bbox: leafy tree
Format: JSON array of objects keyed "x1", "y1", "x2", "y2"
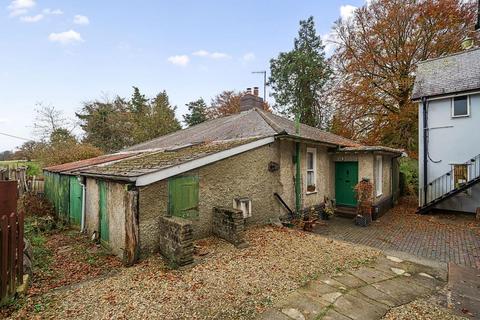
[
  {"x1": 0, "y1": 150, "x2": 13, "y2": 161},
  {"x1": 130, "y1": 86, "x2": 149, "y2": 114},
  {"x1": 330, "y1": 0, "x2": 478, "y2": 151},
  {"x1": 269, "y1": 16, "x2": 332, "y2": 128},
  {"x1": 76, "y1": 97, "x2": 134, "y2": 152},
  {"x1": 183, "y1": 98, "x2": 209, "y2": 127},
  {"x1": 208, "y1": 90, "x2": 270, "y2": 118},
  {"x1": 132, "y1": 90, "x2": 181, "y2": 143}
]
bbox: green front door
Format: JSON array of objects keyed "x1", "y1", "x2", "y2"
[
  {"x1": 335, "y1": 162, "x2": 359, "y2": 206},
  {"x1": 69, "y1": 176, "x2": 83, "y2": 225},
  {"x1": 98, "y1": 180, "x2": 109, "y2": 242},
  {"x1": 168, "y1": 175, "x2": 199, "y2": 219}
]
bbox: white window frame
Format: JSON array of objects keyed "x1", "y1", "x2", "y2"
[
  {"x1": 451, "y1": 95, "x2": 470, "y2": 118},
  {"x1": 305, "y1": 148, "x2": 317, "y2": 194},
  {"x1": 375, "y1": 155, "x2": 383, "y2": 197}
]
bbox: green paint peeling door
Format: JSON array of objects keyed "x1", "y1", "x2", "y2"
[
  {"x1": 168, "y1": 175, "x2": 199, "y2": 219},
  {"x1": 335, "y1": 162, "x2": 358, "y2": 206},
  {"x1": 69, "y1": 176, "x2": 83, "y2": 225},
  {"x1": 98, "y1": 180, "x2": 109, "y2": 243}
]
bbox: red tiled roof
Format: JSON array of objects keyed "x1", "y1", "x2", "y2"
[{"x1": 43, "y1": 153, "x2": 139, "y2": 173}]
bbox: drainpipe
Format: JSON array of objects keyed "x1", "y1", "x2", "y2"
[
  {"x1": 78, "y1": 176, "x2": 86, "y2": 233},
  {"x1": 422, "y1": 97, "x2": 428, "y2": 206},
  {"x1": 295, "y1": 113, "x2": 301, "y2": 216}
]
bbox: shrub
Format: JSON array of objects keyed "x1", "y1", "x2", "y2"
[
  {"x1": 17, "y1": 192, "x2": 54, "y2": 218},
  {"x1": 399, "y1": 158, "x2": 418, "y2": 196}
]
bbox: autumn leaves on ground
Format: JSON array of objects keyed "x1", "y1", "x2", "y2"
[{"x1": 7, "y1": 226, "x2": 378, "y2": 319}]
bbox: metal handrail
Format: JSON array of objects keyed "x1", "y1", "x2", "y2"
[{"x1": 419, "y1": 153, "x2": 480, "y2": 207}]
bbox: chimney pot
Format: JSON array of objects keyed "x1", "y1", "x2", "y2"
[
  {"x1": 253, "y1": 87, "x2": 259, "y2": 96},
  {"x1": 246, "y1": 87, "x2": 252, "y2": 94}
]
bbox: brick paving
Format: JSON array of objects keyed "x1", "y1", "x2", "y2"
[{"x1": 313, "y1": 197, "x2": 480, "y2": 269}]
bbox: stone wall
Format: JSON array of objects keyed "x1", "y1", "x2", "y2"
[
  {"x1": 138, "y1": 143, "x2": 281, "y2": 252},
  {"x1": 212, "y1": 207, "x2": 246, "y2": 246},
  {"x1": 158, "y1": 216, "x2": 193, "y2": 266}
]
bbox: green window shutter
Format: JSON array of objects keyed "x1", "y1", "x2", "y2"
[
  {"x1": 98, "y1": 180, "x2": 109, "y2": 242},
  {"x1": 168, "y1": 175, "x2": 199, "y2": 219}
]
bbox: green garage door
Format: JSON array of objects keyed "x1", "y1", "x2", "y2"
[
  {"x1": 335, "y1": 162, "x2": 359, "y2": 206},
  {"x1": 168, "y1": 175, "x2": 199, "y2": 219},
  {"x1": 69, "y1": 176, "x2": 83, "y2": 225},
  {"x1": 98, "y1": 180, "x2": 109, "y2": 243}
]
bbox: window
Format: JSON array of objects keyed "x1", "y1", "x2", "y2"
[
  {"x1": 375, "y1": 155, "x2": 383, "y2": 196},
  {"x1": 306, "y1": 148, "x2": 317, "y2": 193},
  {"x1": 452, "y1": 96, "x2": 470, "y2": 117},
  {"x1": 234, "y1": 197, "x2": 252, "y2": 218}
]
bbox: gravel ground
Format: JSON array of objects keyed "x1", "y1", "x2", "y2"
[
  {"x1": 382, "y1": 299, "x2": 468, "y2": 320},
  {"x1": 12, "y1": 226, "x2": 379, "y2": 319}
]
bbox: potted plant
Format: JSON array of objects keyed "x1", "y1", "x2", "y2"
[
  {"x1": 320, "y1": 196, "x2": 335, "y2": 220},
  {"x1": 354, "y1": 178, "x2": 373, "y2": 227}
]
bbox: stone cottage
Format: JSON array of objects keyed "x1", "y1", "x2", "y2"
[{"x1": 49, "y1": 90, "x2": 401, "y2": 264}]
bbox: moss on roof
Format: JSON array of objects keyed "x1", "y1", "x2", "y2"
[{"x1": 79, "y1": 138, "x2": 260, "y2": 178}]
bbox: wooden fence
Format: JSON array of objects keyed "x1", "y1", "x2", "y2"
[{"x1": 0, "y1": 211, "x2": 24, "y2": 305}]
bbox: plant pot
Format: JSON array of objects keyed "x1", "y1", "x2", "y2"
[
  {"x1": 320, "y1": 211, "x2": 330, "y2": 220},
  {"x1": 355, "y1": 214, "x2": 371, "y2": 227}
]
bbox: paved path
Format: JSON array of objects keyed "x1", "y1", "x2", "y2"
[
  {"x1": 257, "y1": 255, "x2": 447, "y2": 320},
  {"x1": 313, "y1": 201, "x2": 480, "y2": 269}
]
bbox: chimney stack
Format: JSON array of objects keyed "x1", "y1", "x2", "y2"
[{"x1": 240, "y1": 86, "x2": 264, "y2": 112}]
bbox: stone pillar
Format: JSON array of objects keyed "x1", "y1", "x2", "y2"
[
  {"x1": 212, "y1": 207, "x2": 247, "y2": 247},
  {"x1": 158, "y1": 216, "x2": 194, "y2": 267}
]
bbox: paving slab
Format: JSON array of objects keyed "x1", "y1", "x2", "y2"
[
  {"x1": 356, "y1": 285, "x2": 401, "y2": 307},
  {"x1": 333, "y1": 293, "x2": 388, "y2": 320},
  {"x1": 321, "y1": 309, "x2": 352, "y2": 320},
  {"x1": 349, "y1": 266, "x2": 394, "y2": 284},
  {"x1": 333, "y1": 273, "x2": 367, "y2": 288},
  {"x1": 447, "y1": 263, "x2": 480, "y2": 319},
  {"x1": 298, "y1": 280, "x2": 338, "y2": 298},
  {"x1": 372, "y1": 277, "x2": 431, "y2": 305},
  {"x1": 277, "y1": 291, "x2": 329, "y2": 320}
]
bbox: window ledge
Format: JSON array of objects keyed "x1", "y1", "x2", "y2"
[
  {"x1": 376, "y1": 193, "x2": 383, "y2": 198},
  {"x1": 306, "y1": 191, "x2": 318, "y2": 195},
  {"x1": 451, "y1": 115, "x2": 470, "y2": 118}
]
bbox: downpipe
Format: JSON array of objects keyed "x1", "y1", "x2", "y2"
[{"x1": 78, "y1": 176, "x2": 86, "y2": 233}]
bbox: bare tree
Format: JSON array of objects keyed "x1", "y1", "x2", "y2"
[{"x1": 33, "y1": 103, "x2": 75, "y2": 141}]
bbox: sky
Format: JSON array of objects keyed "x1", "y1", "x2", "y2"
[{"x1": 0, "y1": 0, "x2": 365, "y2": 151}]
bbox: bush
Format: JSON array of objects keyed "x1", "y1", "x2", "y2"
[
  {"x1": 17, "y1": 192, "x2": 54, "y2": 218},
  {"x1": 399, "y1": 158, "x2": 418, "y2": 196}
]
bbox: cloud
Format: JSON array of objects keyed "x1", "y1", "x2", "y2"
[
  {"x1": 340, "y1": 4, "x2": 357, "y2": 21},
  {"x1": 167, "y1": 55, "x2": 190, "y2": 67},
  {"x1": 242, "y1": 52, "x2": 255, "y2": 62},
  {"x1": 0, "y1": 118, "x2": 9, "y2": 124},
  {"x1": 20, "y1": 13, "x2": 43, "y2": 22},
  {"x1": 73, "y1": 14, "x2": 89, "y2": 25},
  {"x1": 7, "y1": 0, "x2": 35, "y2": 17},
  {"x1": 43, "y1": 8, "x2": 63, "y2": 15},
  {"x1": 321, "y1": 31, "x2": 338, "y2": 56},
  {"x1": 192, "y1": 50, "x2": 231, "y2": 59},
  {"x1": 48, "y1": 30, "x2": 84, "y2": 45},
  {"x1": 192, "y1": 50, "x2": 209, "y2": 57}
]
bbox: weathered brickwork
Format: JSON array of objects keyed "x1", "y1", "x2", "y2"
[
  {"x1": 158, "y1": 216, "x2": 194, "y2": 266},
  {"x1": 212, "y1": 207, "x2": 246, "y2": 246}
]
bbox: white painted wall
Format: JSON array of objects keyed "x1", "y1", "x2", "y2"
[{"x1": 418, "y1": 93, "x2": 480, "y2": 212}]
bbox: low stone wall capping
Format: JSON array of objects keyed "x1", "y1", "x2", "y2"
[
  {"x1": 212, "y1": 206, "x2": 247, "y2": 247},
  {"x1": 158, "y1": 216, "x2": 194, "y2": 266}
]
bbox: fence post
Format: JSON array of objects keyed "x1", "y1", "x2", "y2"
[
  {"x1": 0, "y1": 216, "x2": 8, "y2": 301},
  {"x1": 8, "y1": 213, "x2": 16, "y2": 296},
  {"x1": 16, "y1": 211, "x2": 24, "y2": 285}
]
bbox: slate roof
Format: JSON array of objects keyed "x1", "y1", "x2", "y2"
[
  {"x1": 43, "y1": 153, "x2": 139, "y2": 174},
  {"x1": 77, "y1": 139, "x2": 258, "y2": 179},
  {"x1": 123, "y1": 108, "x2": 359, "y2": 152},
  {"x1": 412, "y1": 47, "x2": 480, "y2": 100}
]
